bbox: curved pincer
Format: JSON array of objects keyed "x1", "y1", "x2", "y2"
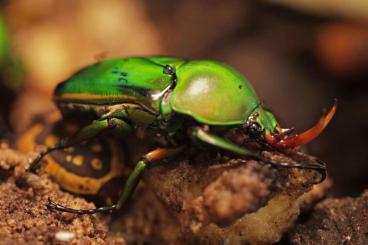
[{"x1": 266, "y1": 101, "x2": 337, "y2": 149}]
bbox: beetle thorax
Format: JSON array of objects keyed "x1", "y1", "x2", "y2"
[{"x1": 170, "y1": 60, "x2": 260, "y2": 126}]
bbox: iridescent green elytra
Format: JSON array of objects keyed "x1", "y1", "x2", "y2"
[
  {"x1": 54, "y1": 57, "x2": 275, "y2": 130},
  {"x1": 30, "y1": 56, "x2": 335, "y2": 214}
]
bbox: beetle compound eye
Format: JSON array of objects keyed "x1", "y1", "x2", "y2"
[
  {"x1": 247, "y1": 122, "x2": 263, "y2": 138},
  {"x1": 163, "y1": 65, "x2": 175, "y2": 75}
]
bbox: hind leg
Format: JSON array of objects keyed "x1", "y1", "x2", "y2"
[{"x1": 28, "y1": 117, "x2": 131, "y2": 172}]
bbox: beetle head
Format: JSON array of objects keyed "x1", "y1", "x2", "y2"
[
  {"x1": 246, "y1": 107, "x2": 277, "y2": 139},
  {"x1": 261, "y1": 102, "x2": 337, "y2": 149}
]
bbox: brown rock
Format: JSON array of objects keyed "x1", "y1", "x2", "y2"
[
  {"x1": 144, "y1": 149, "x2": 327, "y2": 244},
  {"x1": 289, "y1": 191, "x2": 368, "y2": 245}
]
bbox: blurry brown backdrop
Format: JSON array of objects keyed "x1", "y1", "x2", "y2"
[{"x1": 1, "y1": 0, "x2": 367, "y2": 196}]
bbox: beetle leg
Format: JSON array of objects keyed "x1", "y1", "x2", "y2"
[
  {"x1": 47, "y1": 147, "x2": 183, "y2": 214},
  {"x1": 28, "y1": 117, "x2": 131, "y2": 173},
  {"x1": 190, "y1": 126, "x2": 326, "y2": 181},
  {"x1": 191, "y1": 126, "x2": 259, "y2": 157}
]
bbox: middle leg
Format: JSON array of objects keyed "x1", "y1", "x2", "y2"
[{"x1": 47, "y1": 146, "x2": 184, "y2": 214}]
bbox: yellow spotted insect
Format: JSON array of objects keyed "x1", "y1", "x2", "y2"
[{"x1": 17, "y1": 112, "x2": 125, "y2": 205}]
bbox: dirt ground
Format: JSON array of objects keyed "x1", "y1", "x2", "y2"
[
  {"x1": 0, "y1": 143, "x2": 126, "y2": 244},
  {"x1": 2, "y1": 137, "x2": 361, "y2": 244},
  {"x1": 0, "y1": 1, "x2": 367, "y2": 244}
]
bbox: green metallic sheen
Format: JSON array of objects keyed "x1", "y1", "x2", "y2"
[
  {"x1": 54, "y1": 56, "x2": 277, "y2": 132},
  {"x1": 29, "y1": 56, "x2": 328, "y2": 215},
  {"x1": 54, "y1": 57, "x2": 186, "y2": 112},
  {"x1": 171, "y1": 60, "x2": 260, "y2": 125},
  {"x1": 253, "y1": 107, "x2": 278, "y2": 134}
]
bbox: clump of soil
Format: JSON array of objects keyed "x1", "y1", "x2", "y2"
[
  {"x1": 142, "y1": 149, "x2": 328, "y2": 244},
  {"x1": 289, "y1": 190, "x2": 368, "y2": 245},
  {"x1": 0, "y1": 118, "x2": 338, "y2": 244},
  {"x1": 0, "y1": 142, "x2": 125, "y2": 244},
  {"x1": 0, "y1": 136, "x2": 329, "y2": 244}
]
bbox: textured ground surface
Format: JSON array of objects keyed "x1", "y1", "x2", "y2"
[
  {"x1": 289, "y1": 191, "x2": 368, "y2": 245},
  {"x1": 1, "y1": 138, "x2": 367, "y2": 244},
  {"x1": 0, "y1": 143, "x2": 126, "y2": 244},
  {"x1": 142, "y1": 146, "x2": 328, "y2": 244},
  {"x1": 0, "y1": 137, "x2": 329, "y2": 244}
]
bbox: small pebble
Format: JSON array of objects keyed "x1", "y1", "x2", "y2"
[{"x1": 55, "y1": 231, "x2": 75, "y2": 242}]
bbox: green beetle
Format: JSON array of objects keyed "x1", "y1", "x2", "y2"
[{"x1": 28, "y1": 56, "x2": 336, "y2": 214}]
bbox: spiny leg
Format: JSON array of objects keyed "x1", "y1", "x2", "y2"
[
  {"x1": 190, "y1": 126, "x2": 326, "y2": 181},
  {"x1": 48, "y1": 147, "x2": 183, "y2": 214},
  {"x1": 28, "y1": 117, "x2": 131, "y2": 173}
]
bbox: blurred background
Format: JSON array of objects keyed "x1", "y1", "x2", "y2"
[{"x1": 0, "y1": 0, "x2": 367, "y2": 197}]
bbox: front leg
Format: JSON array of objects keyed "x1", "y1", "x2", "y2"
[
  {"x1": 190, "y1": 126, "x2": 326, "y2": 180},
  {"x1": 28, "y1": 117, "x2": 131, "y2": 173},
  {"x1": 48, "y1": 146, "x2": 184, "y2": 214}
]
